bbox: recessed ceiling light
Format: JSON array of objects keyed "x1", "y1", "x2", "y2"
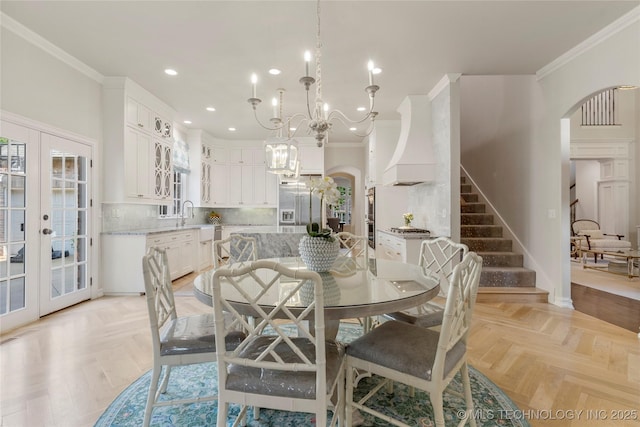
[
  {"x1": 164, "y1": 68, "x2": 178, "y2": 76},
  {"x1": 268, "y1": 68, "x2": 281, "y2": 75},
  {"x1": 349, "y1": 127, "x2": 357, "y2": 131},
  {"x1": 228, "y1": 127, "x2": 237, "y2": 132},
  {"x1": 289, "y1": 127, "x2": 297, "y2": 131},
  {"x1": 356, "y1": 106, "x2": 366, "y2": 111},
  {"x1": 206, "y1": 107, "x2": 216, "y2": 112},
  {"x1": 183, "y1": 120, "x2": 192, "y2": 124},
  {"x1": 372, "y1": 67, "x2": 382, "y2": 75}
]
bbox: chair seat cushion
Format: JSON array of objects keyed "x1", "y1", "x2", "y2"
[
  {"x1": 160, "y1": 313, "x2": 245, "y2": 356},
  {"x1": 226, "y1": 336, "x2": 345, "y2": 399},
  {"x1": 579, "y1": 239, "x2": 632, "y2": 249},
  {"x1": 346, "y1": 320, "x2": 465, "y2": 381}
]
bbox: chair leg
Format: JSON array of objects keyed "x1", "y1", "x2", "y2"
[
  {"x1": 345, "y1": 362, "x2": 355, "y2": 427},
  {"x1": 143, "y1": 364, "x2": 162, "y2": 427},
  {"x1": 430, "y1": 391, "x2": 445, "y2": 427},
  {"x1": 159, "y1": 365, "x2": 171, "y2": 393},
  {"x1": 461, "y1": 363, "x2": 477, "y2": 427},
  {"x1": 217, "y1": 400, "x2": 229, "y2": 427}
]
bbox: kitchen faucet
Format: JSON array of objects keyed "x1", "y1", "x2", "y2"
[{"x1": 180, "y1": 200, "x2": 194, "y2": 227}]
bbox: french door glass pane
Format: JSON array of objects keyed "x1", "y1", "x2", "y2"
[
  {"x1": 49, "y1": 150, "x2": 88, "y2": 300},
  {"x1": 0, "y1": 137, "x2": 27, "y2": 314}
]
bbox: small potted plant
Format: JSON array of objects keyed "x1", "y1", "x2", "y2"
[
  {"x1": 208, "y1": 211, "x2": 221, "y2": 224},
  {"x1": 298, "y1": 177, "x2": 341, "y2": 271},
  {"x1": 403, "y1": 212, "x2": 414, "y2": 228}
]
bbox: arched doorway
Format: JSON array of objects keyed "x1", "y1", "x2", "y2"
[
  {"x1": 326, "y1": 166, "x2": 363, "y2": 237},
  {"x1": 562, "y1": 85, "x2": 639, "y2": 325}
]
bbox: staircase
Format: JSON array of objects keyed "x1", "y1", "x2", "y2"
[{"x1": 460, "y1": 177, "x2": 548, "y2": 303}]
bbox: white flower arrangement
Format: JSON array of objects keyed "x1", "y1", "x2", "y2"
[
  {"x1": 403, "y1": 212, "x2": 414, "y2": 226},
  {"x1": 306, "y1": 176, "x2": 340, "y2": 239}
]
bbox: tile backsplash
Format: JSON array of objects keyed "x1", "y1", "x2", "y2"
[{"x1": 102, "y1": 204, "x2": 277, "y2": 232}]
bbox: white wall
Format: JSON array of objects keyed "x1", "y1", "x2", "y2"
[
  {"x1": 408, "y1": 78, "x2": 460, "y2": 239},
  {"x1": 573, "y1": 160, "x2": 600, "y2": 220},
  {"x1": 0, "y1": 29, "x2": 102, "y2": 141},
  {"x1": 460, "y1": 10, "x2": 640, "y2": 306},
  {"x1": 539, "y1": 13, "x2": 640, "y2": 306}
]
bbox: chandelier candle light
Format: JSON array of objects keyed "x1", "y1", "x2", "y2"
[{"x1": 248, "y1": 0, "x2": 381, "y2": 175}]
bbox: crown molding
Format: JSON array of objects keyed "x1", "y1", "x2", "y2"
[
  {"x1": 1, "y1": 12, "x2": 104, "y2": 83},
  {"x1": 537, "y1": 5, "x2": 640, "y2": 80},
  {"x1": 428, "y1": 73, "x2": 462, "y2": 101}
]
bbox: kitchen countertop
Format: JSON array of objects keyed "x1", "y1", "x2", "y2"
[
  {"x1": 229, "y1": 225, "x2": 308, "y2": 234},
  {"x1": 377, "y1": 228, "x2": 433, "y2": 240},
  {"x1": 102, "y1": 224, "x2": 216, "y2": 236}
]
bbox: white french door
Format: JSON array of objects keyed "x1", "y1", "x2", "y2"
[
  {"x1": 0, "y1": 118, "x2": 93, "y2": 332},
  {"x1": 39, "y1": 133, "x2": 92, "y2": 316}
]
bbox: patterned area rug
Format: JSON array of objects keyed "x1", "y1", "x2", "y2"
[{"x1": 95, "y1": 324, "x2": 530, "y2": 427}]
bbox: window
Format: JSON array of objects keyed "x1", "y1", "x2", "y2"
[{"x1": 158, "y1": 171, "x2": 186, "y2": 217}]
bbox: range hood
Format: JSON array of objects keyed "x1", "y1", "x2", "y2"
[{"x1": 383, "y1": 95, "x2": 436, "y2": 186}]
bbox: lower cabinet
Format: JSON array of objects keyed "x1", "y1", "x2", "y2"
[
  {"x1": 102, "y1": 229, "x2": 197, "y2": 294},
  {"x1": 376, "y1": 231, "x2": 426, "y2": 264}
]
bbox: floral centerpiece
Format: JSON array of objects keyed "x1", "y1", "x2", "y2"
[
  {"x1": 298, "y1": 176, "x2": 341, "y2": 271},
  {"x1": 403, "y1": 212, "x2": 414, "y2": 227}
]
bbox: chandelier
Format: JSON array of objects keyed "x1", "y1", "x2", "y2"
[{"x1": 248, "y1": 0, "x2": 380, "y2": 174}]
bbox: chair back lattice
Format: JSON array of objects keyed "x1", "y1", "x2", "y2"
[
  {"x1": 334, "y1": 232, "x2": 369, "y2": 271},
  {"x1": 418, "y1": 237, "x2": 468, "y2": 296},
  {"x1": 432, "y1": 252, "x2": 482, "y2": 378},
  {"x1": 213, "y1": 235, "x2": 258, "y2": 268},
  {"x1": 212, "y1": 259, "x2": 327, "y2": 381},
  {"x1": 571, "y1": 219, "x2": 600, "y2": 236},
  {"x1": 142, "y1": 247, "x2": 178, "y2": 349}
]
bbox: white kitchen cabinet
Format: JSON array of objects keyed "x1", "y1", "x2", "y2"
[
  {"x1": 103, "y1": 77, "x2": 176, "y2": 204},
  {"x1": 252, "y1": 165, "x2": 278, "y2": 206},
  {"x1": 211, "y1": 164, "x2": 228, "y2": 205},
  {"x1": 198, "y1": 227, "x2": 215, "y2": 270},
  {"x1": 102, "y1": 229, "x2": 199, "y2": 294},
  {"x1": 126, "y1": 97, "x2": 152, "y2": 132},
  {"x1": 124, "y1": 127, "x2": 153, "y2": 200},
  {"x1": 227, "y1": 165, "x2": 254, "y2": 206},
  {"x1": 298, "y1": 143, "x2": 324, "y2": 174},
  {"x1": 153, "y1": 138, "x2": 173, "y2": 202},
  {"x1": 229, "y1": 147, "x2": 263, "y2": 165},
  {"x1": 376, "y1": 230, "x2": 426, "y2": 264}
]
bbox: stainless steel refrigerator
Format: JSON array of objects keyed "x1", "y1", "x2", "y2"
[{"x1": 278, "y1": 176, "x2": 322, "y2": 225}]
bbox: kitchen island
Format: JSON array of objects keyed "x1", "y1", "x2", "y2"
[{"x1": 229, "y1": 225, "x2": 308, "y2": 259}]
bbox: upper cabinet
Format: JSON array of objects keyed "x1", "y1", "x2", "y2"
[
  {"x1": 185, "y1": 130, "x2": 276, "y2": 208},
  {"x1": 103, "y1": 77, "x2": 175, "y2": 205},
  {"x1": 298, "y1": 142, "x2": 324, "y2": 174}
]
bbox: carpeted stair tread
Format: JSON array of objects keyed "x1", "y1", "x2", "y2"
[
  {"x1": 480, "y1": 266, "x2": 536, "y2": 287},
  {"x1": 462, "y1": 237, "x2": 513, "y2": 252},
  {"x1": 461, "y1": 225, "x2": 503, "y2": 237},
  {"x1": 461, "y1": 213, "x2": 494, "y2": 225},
  {"x1": 460, "y1": 176, "x2": 544, "y2": 302},
  {"x1": 476, "y1": 251, "x2": 523, "y2": 267}
]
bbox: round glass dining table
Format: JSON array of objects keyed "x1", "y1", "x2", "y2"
[{"x1": 193, "y1": 256, "x2": 440, "y2": 337}]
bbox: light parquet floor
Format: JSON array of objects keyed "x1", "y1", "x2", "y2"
[{"x1": 1, "y1": 273, "x2": 639, "y2": 427}]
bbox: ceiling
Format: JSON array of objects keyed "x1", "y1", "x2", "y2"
[{"x1": 1, "y1": 1, "x2": 637, "y2": 144}]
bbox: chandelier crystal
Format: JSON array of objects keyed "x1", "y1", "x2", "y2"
[{"x1": 248, "y1": 0, "x2": 380, "y2": 161}]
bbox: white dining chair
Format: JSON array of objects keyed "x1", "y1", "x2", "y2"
[
  {"x1": 345, "y1": 251, "x2": 483, "y2": 427},
  {"x1": 213, "y1": 235, "x2": 257, "y2": 268},
  {"x1": 212, "y1": 259, "x2": 346, "y2": 427},
  {"x1": 386, "y1": 237, "x2": 469, "y2": 328},
  {"x1": 141, "y1": 246, "x2": 245, "y2": 427}
]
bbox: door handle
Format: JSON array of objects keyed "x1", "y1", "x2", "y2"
[{"x1": 42, "y1": 228, "x2": 53, "y2": 235}]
